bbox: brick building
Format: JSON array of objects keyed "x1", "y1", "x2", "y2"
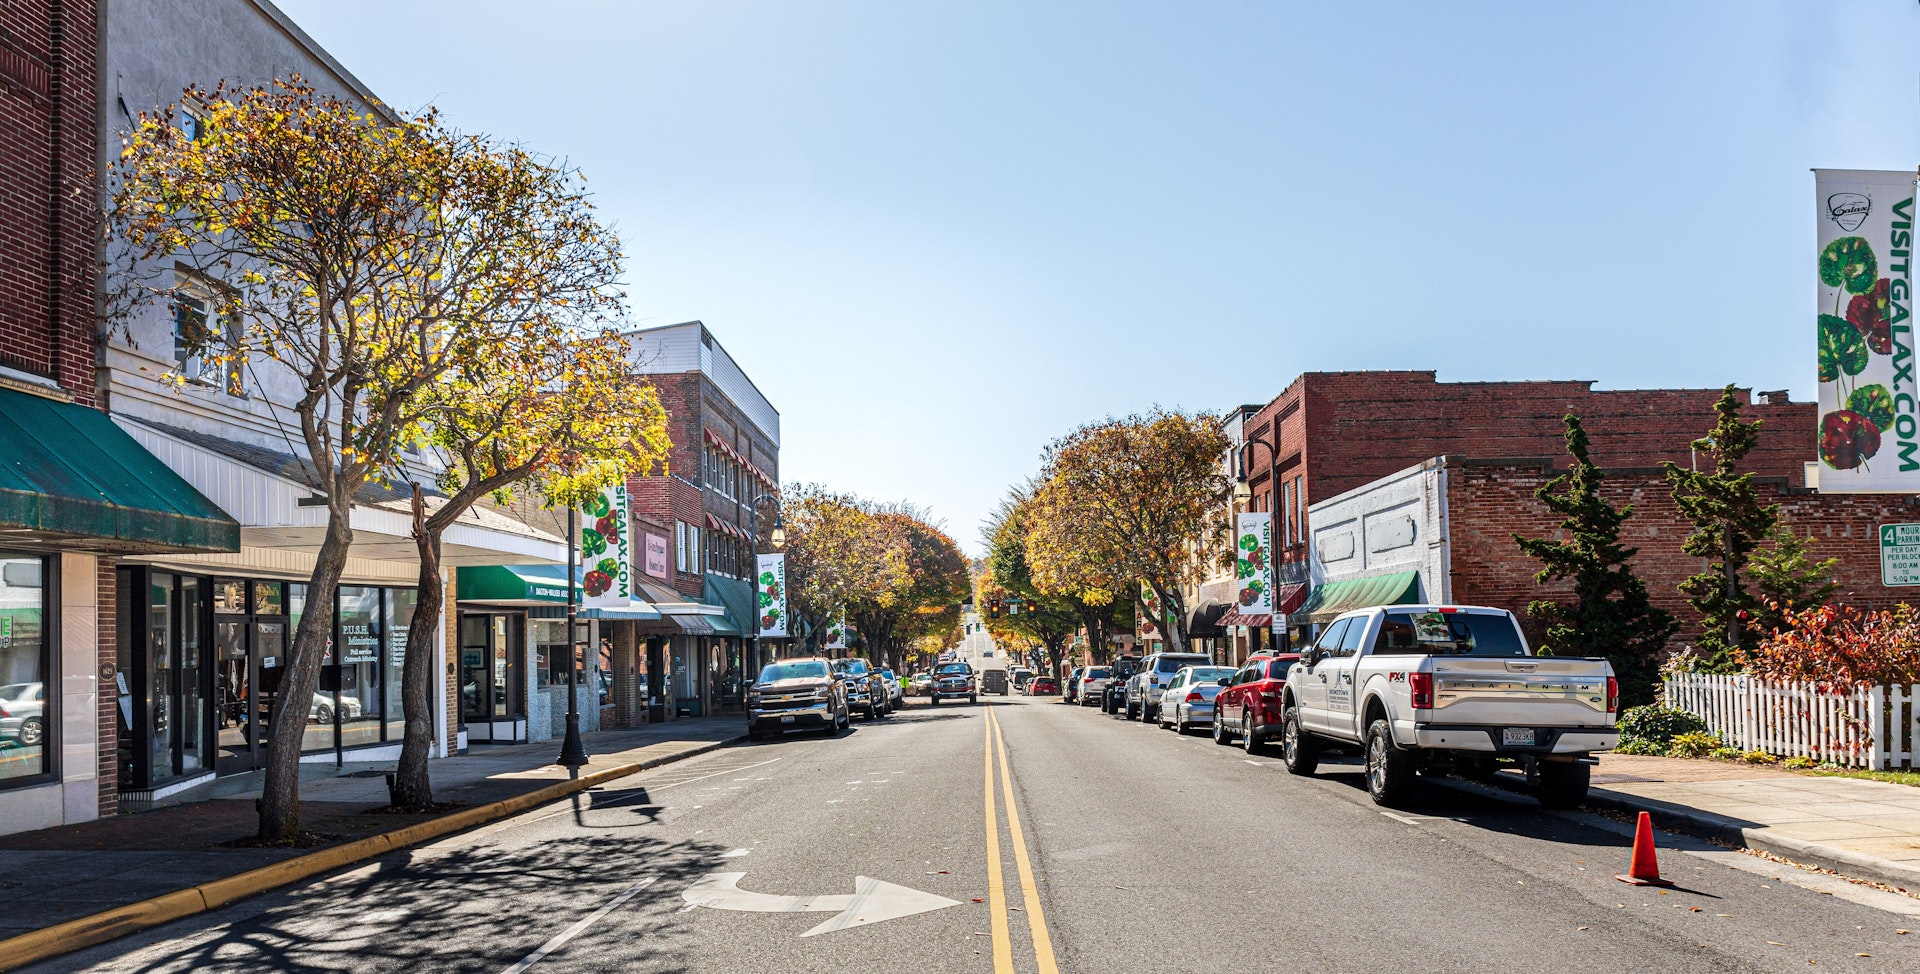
[
  {"x1": 622, "y1": 321, "x2": 780, "y2": 718},
  {"x1": 1234, "y1": 371, "x2": 1815, "y2": 644}
]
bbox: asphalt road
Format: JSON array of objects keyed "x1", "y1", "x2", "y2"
[{"x1": 36, "y1": 695, "x2": 1920, "y2": 974}]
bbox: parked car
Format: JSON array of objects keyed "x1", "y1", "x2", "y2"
[
  {"x1": 1281, "y1": 605, "x2": 1618, "y2": 808},
  {"x1": 1063, "y1": 667, "x2": 1087, "y2": 704},
  {"x1": 309, "y1": 692, "x2": 363, "y2": 725},
  {"x1": 746, "y1": 658, "x2": 850, "y2": 740},
  {"x1": 0, "y1": 682, "x2": 45, "y2": 748},
  {"x1": 928, "y1": 661, "x2": 977, "y2": 705},
  {"x1": 1027, "y1": 676, "x2": 1059, "y2": 696},
  {"x1": 1010, "y1": 667, "x2": 1034, "y2": 689},
  {"x1": 981, "y1": 669, "x2": 1010, "y2": 696},
  {"x1": 1124, "y1": 652, "x2": 1212, "y2": 722},
  {"x1": 907, "y1": 672, "x2": 933, "y2": 697},
  {"x1": 833, "y1": 657, "x2": 891, "y2": 719},
  {"x1": 1075, "y1": 666, "x2": 1113, "y2": 707},
  {"x1": 1102, "y1": 657, "x2": 1142, "y2": 713},
  {"x1": 1158, "y1": 665, "x2": 1236, "y2": 733},
  {"x1": 1212, "y1": 653, "x2": 1300, "y2": 751},
  {"x1": 879, "y1": 668, "x2": 906, "y2": 709}
]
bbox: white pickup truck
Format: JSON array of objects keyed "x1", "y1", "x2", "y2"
[{"x1": 1280, "y1": 604, "x2": 1618, "y2": 808}]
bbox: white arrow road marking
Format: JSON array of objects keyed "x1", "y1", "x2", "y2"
[
  {"x1": 500, "y1": 877, "x2": 655, "y2": 973},
  {"x1": 681, "y1": 871, "x2": 963, "y2": 937}
]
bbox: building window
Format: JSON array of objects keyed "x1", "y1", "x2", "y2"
[
  {"x1": 172, "y1": 278, "x2": 244, "y2": 397},
  {"x1": 0, "y1": 554, "x2": 51, "y2": 787},
  {"x1": 676, "y1": 521, "x2": 702, "y2": 575}
]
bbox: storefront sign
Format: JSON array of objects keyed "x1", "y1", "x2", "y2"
[
  {"x1": 1235, "y1": 512, "x2": 1273, "y2": 618},
  {"x1": 1137, "y1": 582, "x2": 1161, "y2": 640},
  {"x1": 756, "y1": 553, "x2": 787, "y2": 637},
  {"x1": 341, "y1": 623, "x2": 379, "y2": 664},
  {"x1": 1816, "y1": 169, "x2": 1919, "y2": 490},
  {"x1": 580, "y1": 482, "x2": 632, "y2": 607},
  {"x1": 644, "y1": 532, "x2": 670, "y2": 579},
  {"x1": 388, "y1": 628, "x2": 409, "y2": 668}
]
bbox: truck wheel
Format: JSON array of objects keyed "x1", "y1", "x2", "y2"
[
  {"x1": 1281, "y1": 707, "x2": 1319, "y2": 776},
  {"x1": 1241, "y1": 713, "x2": 1268, "y2": 756},
  {"x1": 1364, "y1": 718, "x2": 1415, "y2": 807},
  {"x1": 1536, "y1": 761, "x2": 1592, "y2": 809}
]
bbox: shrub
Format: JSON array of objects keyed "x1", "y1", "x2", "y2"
[
  {"x1": 1709, "y1": 746, "x2": 1743, "y2": 760},
  {"x1": 1668, "y1": 731, "x2": 1723, "y2": 758},
  {"x1": 1739, "y1": 601, "x2": 1920, "y2": 689},
  {"x1": 1783, "y1": 755, "x2": 1818, "y2": 769},
  {"x1": 1614, "y1": 737, "x2": 1667, "y2": 756},
  {"x1": 1741, "y1": 750, "x2": 1779, "y2": 765},
  {"x1": 1617, "y1": 704, "x2": 1708, "y2": 750}
]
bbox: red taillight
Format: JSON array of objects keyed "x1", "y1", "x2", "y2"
[
  {"x1": 1409, "y1": 672, "x2": 1433, "y2": 710},
  {"x1": 1185, "y1": 692, "x2": 1204, "y2": 702},
  {"x1": 1606, "y1": 676, "x2": 1619, "y2": 715}
]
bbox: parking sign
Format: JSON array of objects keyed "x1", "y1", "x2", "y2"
[{"x1": 1879, "y1": 523, "x2": 1920, "y2": 586}]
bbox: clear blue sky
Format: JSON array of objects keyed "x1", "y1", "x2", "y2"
[{"x1": 275, "y1": 0, "x2": 1919, "y2": 554}]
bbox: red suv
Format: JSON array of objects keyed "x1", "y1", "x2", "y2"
[
  {"x1": 1212, "y1": 653, "x2": 1298, "y2": 752},
  {"x1": 1027, "y1": 676, "x2": 1059, "y2": 696}
]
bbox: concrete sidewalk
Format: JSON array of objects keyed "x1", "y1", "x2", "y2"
[
  {"x1": 1584, "y1": 754, "x2": 1920, "y2": 890},
  {"x1": 0, "y1": 717, "x2": 744, "y2": 941}
]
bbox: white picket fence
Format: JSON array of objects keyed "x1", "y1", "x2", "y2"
[{"x1": 1663, "y1": 673, "x2": 1920, "y2": 769}]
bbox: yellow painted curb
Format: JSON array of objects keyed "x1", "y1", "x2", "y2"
[{"x1": 0, "y1": 738, "x2": 737, "y2": 972}]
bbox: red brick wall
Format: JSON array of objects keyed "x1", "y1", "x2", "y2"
[
  {"x1": 1447, "y1": 459, "x2": 1920, "y2": 649},
  {"x1": 0, "y1": 0, "x2": 97, "y2": 403},
  {"x1": 95, "y1": 559, "x2": 116, "y2": 817}
]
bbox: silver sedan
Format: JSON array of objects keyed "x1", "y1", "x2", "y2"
[{"x1": 1158, "y1": 666, "x2": 1236, "y2": 734}]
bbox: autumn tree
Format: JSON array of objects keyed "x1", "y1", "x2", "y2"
[
  {"x1": 1025, "y1": 410, "x2": 1229, "y2": 655},
  {"x1": 109, "y1": 78, "x2": 624, "y2": 840},
  {"x1": 780, "y1": 485, "x2": 909, "y2": 652},
  {"x1": 1664, "y1": 386, "x2": 1779, "y2": 673},
  {"x1": 982, "y1": 485, "x2": 1097, "y2": 677},
  {"x1": 847, "y1": 507, "x2": 970, "y2": 672},
  {"x1": 1514, "y1": 415, "x2": 1676, "y2": 706},
  {"x1": 389, "y1": 332, "x2": 670, "y2": 808}
]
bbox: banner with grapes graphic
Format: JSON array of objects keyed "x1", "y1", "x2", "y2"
[
  {"x1": 756, "y1": 553, "x2": 788, "y2": 637},
  {"x1": 579, "y1": 483, "x2": 631, "y2": 608},
  {"x1": 1234, "y1": 512, "x2": 1273, "y2": 616},
  {"x1": 1816, "y1": 169, "x2": 1918, "y2": 491}
]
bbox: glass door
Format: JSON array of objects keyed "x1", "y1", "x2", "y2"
[{"x1": 460, "y1": 614, "x2": 490, "y2": 726}]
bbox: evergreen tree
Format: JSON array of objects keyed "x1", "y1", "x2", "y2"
[
  {"x1": 1515, "y1": 415, "x2": 1677, "y2": 706},
  {"x1": 1663, "y1": 385, "x2": 1779, "y2": 673},
  {"x1": 1745, "y1": 525, "x2": 1840, "y2": 640}
]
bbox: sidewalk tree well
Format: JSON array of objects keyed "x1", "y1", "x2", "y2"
[
  {"x1": 1664, "y1": 386, "x2": 1779, "y2": 674},
  {"x1": 1024, "y1": 410, "x2": 1229, "y2": 655},
  {"x1": 391, "y1": 332, "x2": 670, "y2": 809},
  {"x1": 1513, "y1": 415, "x2": 1677, "y2": 707},
  {"x1": 107, "y1": 78, "x2": 626, "y2": 840}
]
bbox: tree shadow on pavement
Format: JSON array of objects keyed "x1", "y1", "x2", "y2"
[{"x1": 95, "y1": 833, "x2": 724, "y2": 974}]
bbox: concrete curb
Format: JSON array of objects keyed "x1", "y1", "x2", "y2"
[
  {"x1": 1578, "y1": 784, "x2": 1920, "y2": 893},
  {"x1": 0, "y1": 736, "x2": 743, "y2": 973}
]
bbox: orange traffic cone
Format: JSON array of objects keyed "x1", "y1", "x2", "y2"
[{"x1": 1615, "y1": 811, "x2": 1673, "y2": 886}]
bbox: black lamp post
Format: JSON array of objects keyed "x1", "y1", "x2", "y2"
[
  {"x1": 557, "y1": 421, "x2": 588, "y2": 774},
  {"x1": 1235, "y1": 427, "x2": 1290, "y2": 654},
  {"x1": 745, "y1": 492, "x2": 784, "y2": 670}
]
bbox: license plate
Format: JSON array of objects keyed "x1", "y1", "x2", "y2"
[
  {"x1": 1502, "y1": 727, "x2": 1535, "y2": 746},
  {"x1": 780, "y1": 715, "x2": 795, "y2": 724}
]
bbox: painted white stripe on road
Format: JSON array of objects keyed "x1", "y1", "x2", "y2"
[{"x1": 500, "y1": 877, "x2": 655, "y2": 973}]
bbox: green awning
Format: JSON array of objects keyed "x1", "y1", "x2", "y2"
[
  {"x1": 458, "y1": 564, "x2": 575, "y2": 605},
  {"x1": 702, "y1": 574, "x2": 752, "y2": 636},
  {"x1": 0, "y1": 388, "x2": 238, "y2": 552},
  {"x1": 1299, "y1": 570, "x2": 1423, "y2": 625}
]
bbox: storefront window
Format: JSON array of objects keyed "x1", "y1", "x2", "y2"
[
  {"x1": 385, "y1": 589, "x2": 416, "y2": 742},
  {"x1": 338, "y1": 587, "x2": 383, "y2": 748},
  {"x1": 0, "y1": 556, "x2": 50, "y2": 785},
  {"x1": 533, "y1": 619, "x2": 566, "y2": 688}
]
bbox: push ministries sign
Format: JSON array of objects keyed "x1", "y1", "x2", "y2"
[{"x1": 1816, "y1": 169, "x2": 1919, "y2": 491}]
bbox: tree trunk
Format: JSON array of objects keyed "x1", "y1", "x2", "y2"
[
  {"x1": 393, "y1": 486, "x2": 442, "y2": 808},
  {"x1": 258, "y1": 512, "x2": 354, "y2": 841}
]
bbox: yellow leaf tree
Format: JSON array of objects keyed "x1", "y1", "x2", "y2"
[
  {"x1": 846, "y1": 506, "x2": 971, "y2": 672},
  {"x1": 109, "y1": 78, "x2": 625, "y2": 840},
  {"x1": 779, "y1": 485, "x2": 910, "y2": 654}
]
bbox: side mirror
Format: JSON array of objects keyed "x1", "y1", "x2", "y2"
[
  {"x1": 1304, "y1": 648, "x2": 1322, "y2": 667},
  {"x1": 1216, "y1": 677, "x2": 1232, "y2": 686}
]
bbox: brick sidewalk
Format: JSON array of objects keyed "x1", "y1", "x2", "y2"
[
  {"x1": 0, "y1": 718, "x2": 743, "y2": 939},
  {"x1": 1588, "y1": 753, "x2": 1920, "y2": 887}
]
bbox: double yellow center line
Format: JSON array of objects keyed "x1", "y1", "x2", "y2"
[{"x1": 982, "y1": 704, "x2": 1059, "y2": 974}]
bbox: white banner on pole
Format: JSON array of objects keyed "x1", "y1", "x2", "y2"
[
  {"x1": 756, "y1": 553, "x2": 788, "y2": 637},
  {"x1": 1815, "y1": 169, "x2": 1919, "y2": 491},
  {"x1": 1234, "y1": 512, "x2": 1273, "y2": 616},
  {"x1": 580, "y1": 483, "x2": 631, "y2": 608}
]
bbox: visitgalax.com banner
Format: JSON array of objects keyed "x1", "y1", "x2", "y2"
[
  {"x1": 756, "y1": 553, "x2": 788, "y2": 637},
  {"x1": 1816, "y1": 169, "x2": 1918, "y2": 490}
]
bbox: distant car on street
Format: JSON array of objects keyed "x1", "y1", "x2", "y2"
[
  {"x1": 1026, "y1": 676, "x2": 1059, "y2": 696},
  {"x1": 1102, "y1": 657, "x2": 1142, "y2": 713},
  {"x1": 746, "y1": 658, "x2": 850, "y2": 740},
  {"x1": 981, "y1": 669, "x2": 1009, "y2": 695},
  {"x1": 1063, "y1": 667, "x2": 1086, "y2": 704},
  {"x1": 878, "y1": 668, "x2": 906, "y2": 709},
  {"x1": 1075, "y1": 667, "x2": 1113, "y2": 707},
  {"x1": 1124, "y1": 652, "x2": 1211, "y2": 723},
  {"x1": 1158, "y1": 665, "x2": 1235, "y2": 733},
  {"x1": 907, "y1": 672, "x2": 932, "y2": 697}
]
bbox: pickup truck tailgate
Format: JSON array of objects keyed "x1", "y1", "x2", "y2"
[{"x1": 1428, "y1": 658, "x2": 1611, "y2": 727}]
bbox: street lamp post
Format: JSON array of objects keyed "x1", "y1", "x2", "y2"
[
  {"x1": 745, "y1": 492, "x2": 784, "y2": 671},
  {"x1": 1234, "y1": 426, "x2": 1290, "y2": 654},
  {"x1": 557, "y1": 428, "x2": 588, "y2": 774}
]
